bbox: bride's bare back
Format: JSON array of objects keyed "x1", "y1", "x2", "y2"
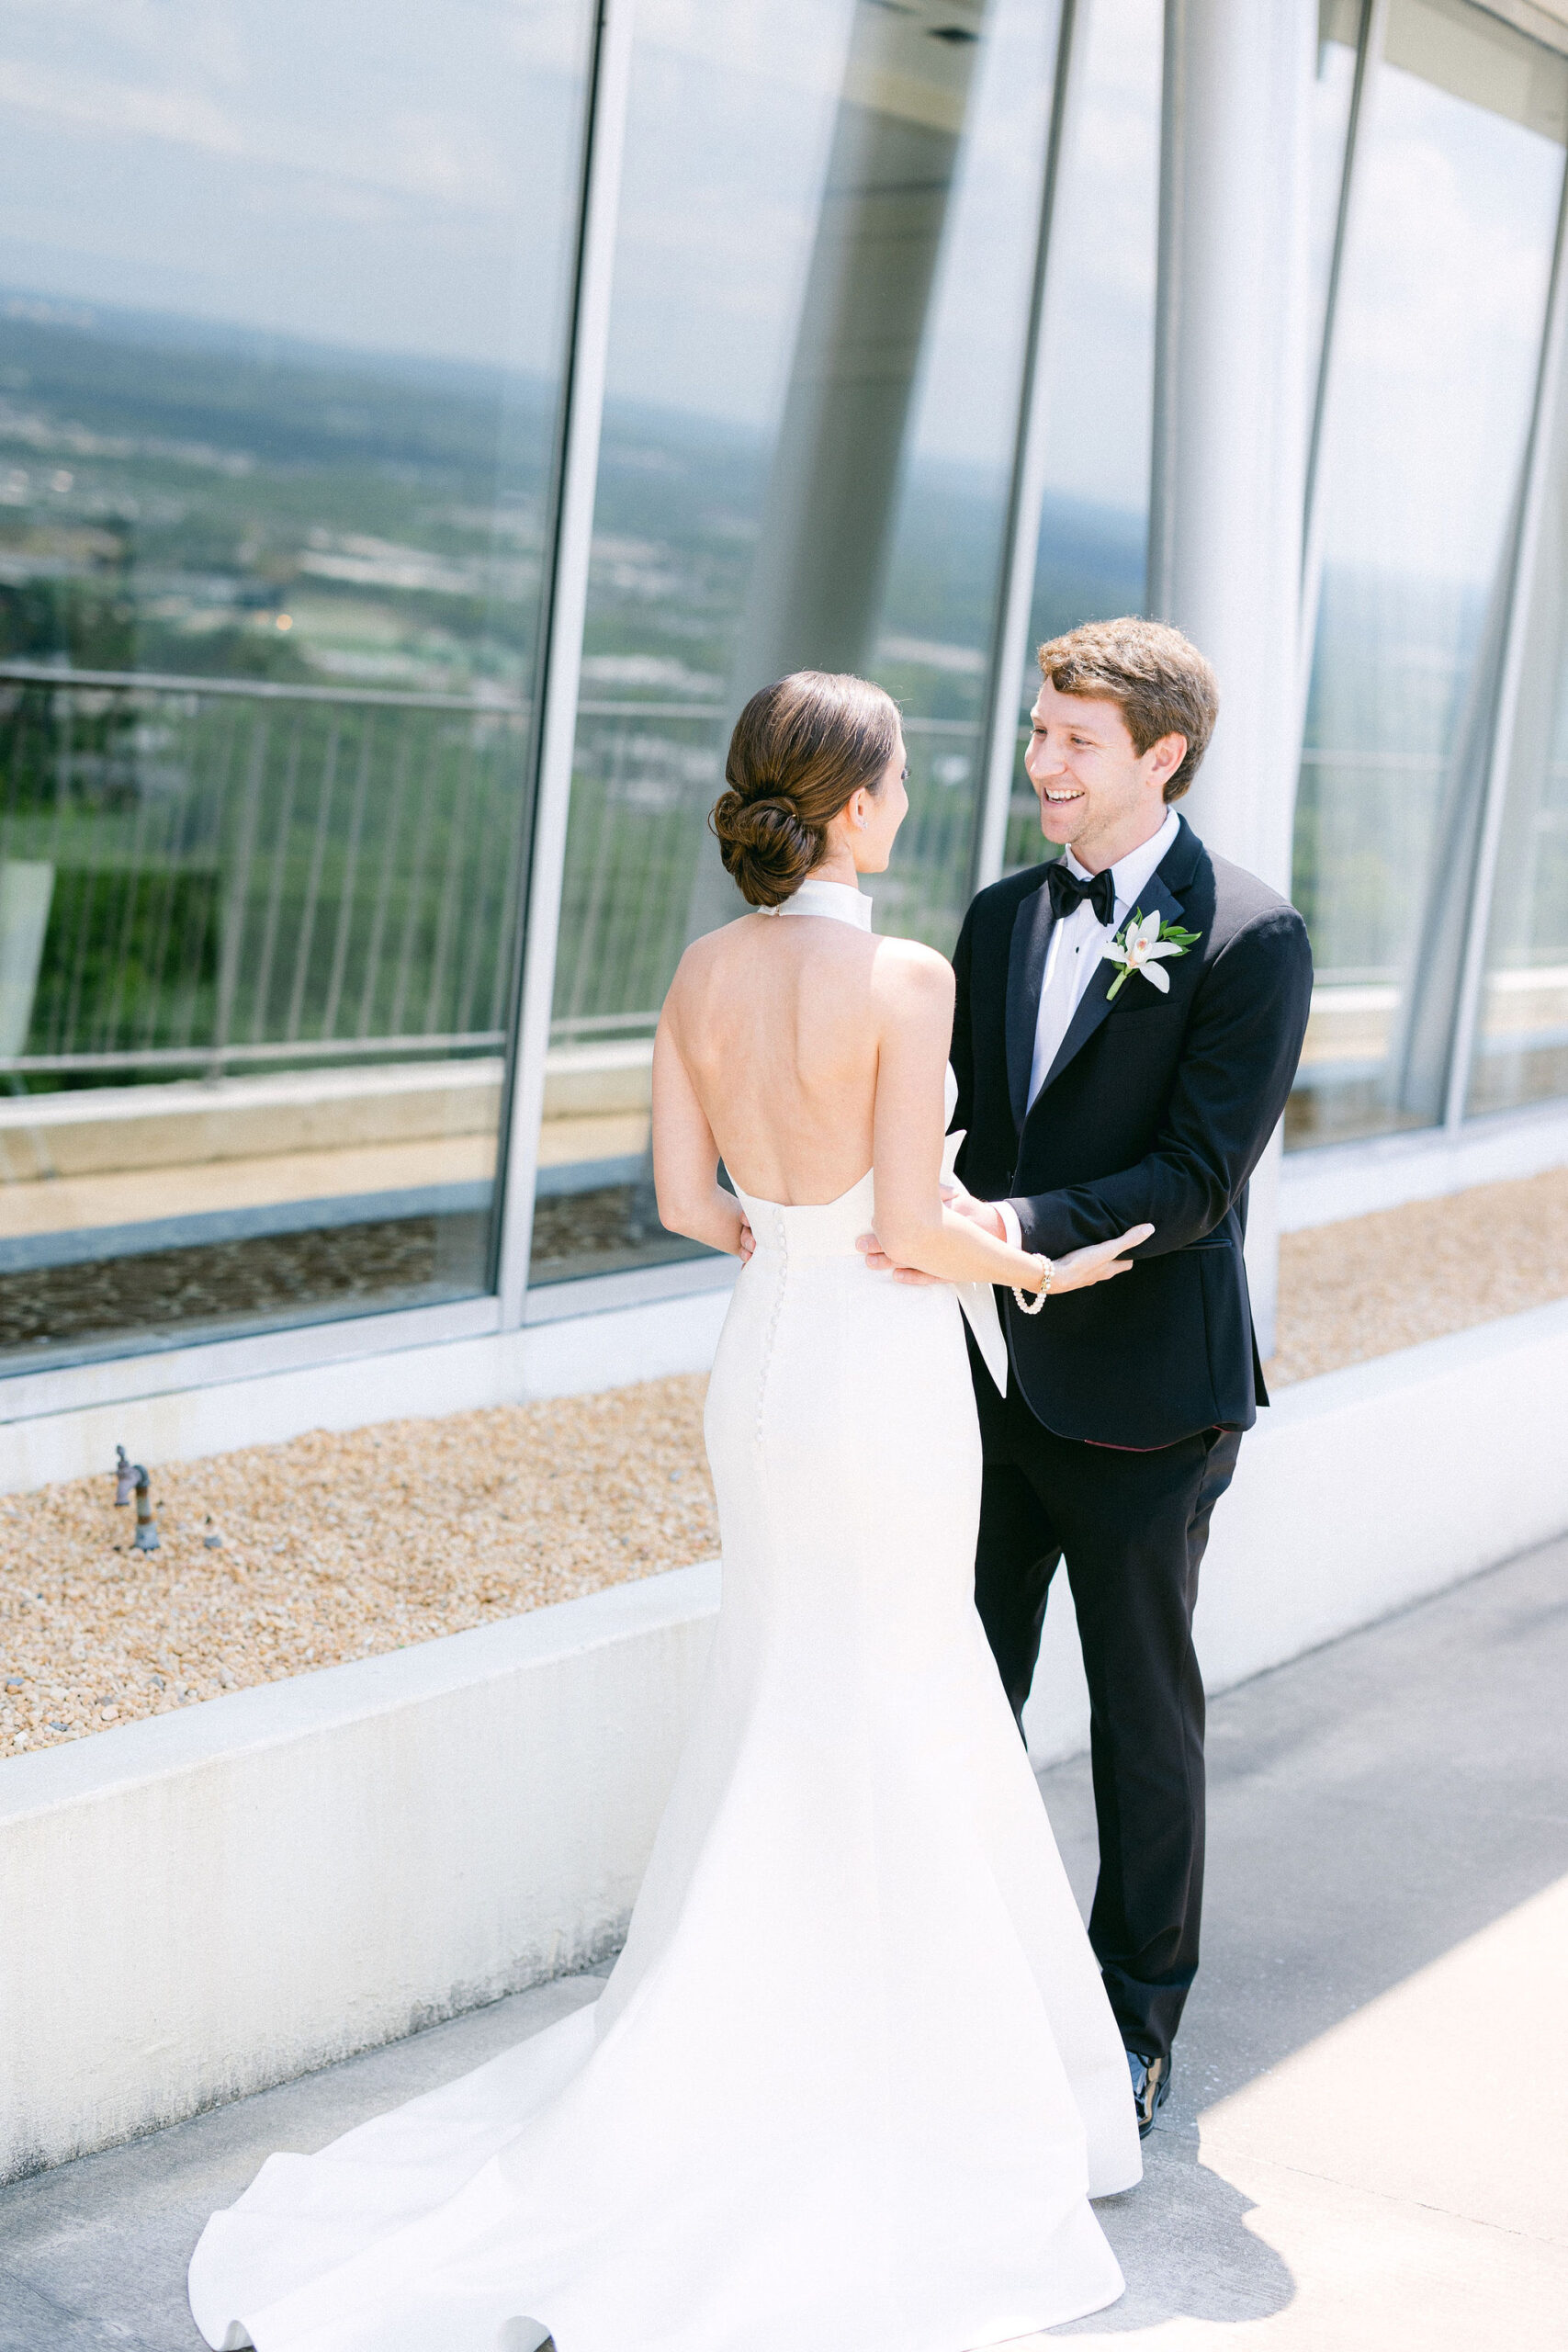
[
  {"x1": 661, "y1": 906, "x2": 899, "y2": 1205},
  {"x1": 653, "y1": 893, "x2": 1145, "y2": 1300}
]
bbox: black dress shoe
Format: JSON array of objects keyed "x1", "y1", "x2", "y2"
[{"x1": 1126, "y1": 2047, "x2": 1171, "y2": 2137}]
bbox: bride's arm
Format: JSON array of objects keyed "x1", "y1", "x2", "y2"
[
  {"x1": 651, "y1": 1009, "x2": 750, "y2": 1256},
  {"x1": 869, "y1": 944, "x2": 1148, "y2": 1296}
]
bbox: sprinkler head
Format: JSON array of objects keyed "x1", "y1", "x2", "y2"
[{"x1": 114, "y1": 1447, "x2": 160, "y2": 1551}]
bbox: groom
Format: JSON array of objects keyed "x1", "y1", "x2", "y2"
[{"x1": 944, "y1": 618, "x2": 1310, "y2": 2133}]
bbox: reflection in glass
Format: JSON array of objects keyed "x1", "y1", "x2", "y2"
[
  {"x1": 1288, "y1": 0, "x2": 1568, "y2": 1148},
  {"x1": 533, "y1": 0, "x2": 1066, "y2": 1286},
  {"x1": 0, "y1": 3, "x2": 592, "y2": 1364},
  {"x1": 1467, "y1": 362, "x2": 1568, "y2": 1115},
  {"x1": 1001, "y1": 0, "x2": 1164, "y2": 875}
]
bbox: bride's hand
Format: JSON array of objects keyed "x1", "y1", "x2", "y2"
[
  {"x1": 856, "y1": 1231, "x2": 942, "y2": 1284},
  {"x1": 1048, "y1": 1224, "x2": 1155, "y2": 1293}
]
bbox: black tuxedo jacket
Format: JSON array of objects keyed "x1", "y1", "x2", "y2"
[{"x1": 951, "y1": 815, "x2": 1314, "y2": 1449}]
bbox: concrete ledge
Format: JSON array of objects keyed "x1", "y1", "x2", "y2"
[
  {"x1": 1199, "y1": 1296, "x2": 1568, "y2": 1678},
  {"x1": 0, "y1": 1044, "x2": 652, "y2": 1183},
  {"x1": 1280, "y1": 1099, "x2": 1568, "y2": 1228},
  {"x1": 0, "y1": 1565, "x2": 720, "y2": 2184},
  {"x1": 540, "y1": 1038, "x2": 653, "y2": 1117},
  {"x1": 0, "y1": 1063, "x2": 504, "y2": 1182},
  {"x1": 5, "y1": 1298, "x2": 1566, "y2": 2185}
]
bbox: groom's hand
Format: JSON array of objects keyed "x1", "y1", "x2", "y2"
[{"x1": 946, "y1": 1193, "x2": 1007, "y2": 1241}]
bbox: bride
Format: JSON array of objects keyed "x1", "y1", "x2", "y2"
[{"x1": 188, "y1": 671, "x2": 1151, "y2": 2352}]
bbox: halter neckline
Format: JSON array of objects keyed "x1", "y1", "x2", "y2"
[{"x1": 765, "y1": 877, "x2": 873, "y2": 931}]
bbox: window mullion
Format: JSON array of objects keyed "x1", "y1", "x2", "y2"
[
  {"x1": 969, "y1": 0, "x2": 1084, "y2": 898},
  {"x1": 1443, "y1": 153, "x2": 1568, "y2": 1132},
  {"x1": 494, "y1": 0, "x2": 639, "y2": 1329}
]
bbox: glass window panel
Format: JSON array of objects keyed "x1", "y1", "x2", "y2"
[
  {"x1": 1466, "y1": 354, "x2": 1568, "y2": 1115},
  {"x1": 0, "y1": 1, "x2": 592, "y2": 1366},
  {"x1": 533, "y1": 0, "x2": 1066, "y2": 1289},
  {"x1": 1288, "y1": 0, "x2": 1568, "y2": 1149},
  {"x1": 1001, "y1": 0, "x2": 1164, "y2": 876}
]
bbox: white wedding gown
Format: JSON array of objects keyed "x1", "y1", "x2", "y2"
[{"x1": 188, "y1": 881, "x2": 1140, "y2": 2352}]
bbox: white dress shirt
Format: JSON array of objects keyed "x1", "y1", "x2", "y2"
[{"x1": 997, "y1": 806, "x2": 1179, "y2": 1252}]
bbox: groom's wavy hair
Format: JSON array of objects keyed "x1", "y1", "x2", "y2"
[
  {"x1": 711, "y1": 671, "x2": 901, "y2": 908},
  {"x1": 1037, "y1": 618, "x2": 1219, "y2": 802}
]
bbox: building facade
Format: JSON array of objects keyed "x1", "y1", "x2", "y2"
[{"x1": 2, "y1": 0, "x2": 1566, "y2": 1474}]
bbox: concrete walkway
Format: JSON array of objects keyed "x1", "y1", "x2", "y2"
[{"x1": 3, "y1": 1537, "x2": 1564, "y2": 2350}]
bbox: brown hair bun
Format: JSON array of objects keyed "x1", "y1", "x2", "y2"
[
  {"x1": 710, "y1": 671, "x2": 900, "y2": 909},
  {"x1": 708, "y1": 789, "x2": 818, "y2": 909}
]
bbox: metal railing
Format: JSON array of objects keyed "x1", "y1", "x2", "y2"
[
  {"x1": 0, "y1": 668, "x2": 1013, "y2": 1089},
  {"x1": 551, "y1": 703, "x2": 990, "y2": 1043},
  {"x1": 0, "y1": 665, "x2": 532, "y2": 1079}
]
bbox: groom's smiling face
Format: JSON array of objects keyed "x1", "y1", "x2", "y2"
[{"x1": 1026, "y1": 683, "x2": 1186, "y2": 875}]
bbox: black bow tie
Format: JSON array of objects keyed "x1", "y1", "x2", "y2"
[{"x1": 1046, "y1": 861, "x2": 1116, "y2": 926}]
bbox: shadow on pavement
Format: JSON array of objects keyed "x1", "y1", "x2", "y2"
[{"x1": 1066, "y1": 2144, "x2": 1295, "y2": 2332}]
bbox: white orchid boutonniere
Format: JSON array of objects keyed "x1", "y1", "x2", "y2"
[{"x1": 1101, "y1": 907, "x2": 1201, "y2": 1001}]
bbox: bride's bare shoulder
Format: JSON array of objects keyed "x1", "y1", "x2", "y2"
[
  {"x1": 873, "y1": 934, "x2": 952, "y2": 981},
  {"x1": 667, "y1": 914, "x2": 758, "y2": 993},
  {"x1": 870, "y1": 934, "x2": 953, "y2": 1017}
]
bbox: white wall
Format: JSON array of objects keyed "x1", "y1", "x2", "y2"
[
  {"x1": 0, "y1": 1566, "x2": 719, "y2": 2183},
  {"x1": 5, "y1": 1296, "x2": 1567, "y2": 2184}
]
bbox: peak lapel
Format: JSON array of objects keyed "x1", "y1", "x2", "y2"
[
  {"x1": 1005, "y1": 876, "x2": 1055, "y2": 1131},
  {"x1": 1036, "y1": 862, "x2": 1189, "y2": 1100}
]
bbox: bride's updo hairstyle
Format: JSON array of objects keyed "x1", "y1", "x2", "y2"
[{"x1": 710, "y1": 670, "x2": 900, "y2": 909}]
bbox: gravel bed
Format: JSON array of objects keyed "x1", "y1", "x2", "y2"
[
  {"x1": 1269, "y1": 1164, "x2": 1568, "y2": 1385},
  {"x1": 4, "y1": 1167, "x2": 1565, "y2": 1760},
  {"x1": 1, "y1": 1375, "x2": 716, "y2": 1758}
]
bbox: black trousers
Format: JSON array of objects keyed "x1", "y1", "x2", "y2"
[{"x1": 967, "y1": 1331, "x2": 1242, "y2": 2065}]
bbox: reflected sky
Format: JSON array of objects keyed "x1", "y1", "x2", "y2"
[
  {"x1": 0, "y1": 0, "x2": 1156, "y2": 499},
  {"x1": 1325, "y1": 51, "x2": 1564, "y2": 582},
  {"x1": 1033, "y1": 0, "x2": 1162, "y2": 517},
  {"x1": 0, "y1": 0, "x2": 588, "y2": 374}
]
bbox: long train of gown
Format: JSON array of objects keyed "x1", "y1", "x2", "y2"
[{"x1": 188, "y1": 1166, "x2": 1142, "y2": 2352}]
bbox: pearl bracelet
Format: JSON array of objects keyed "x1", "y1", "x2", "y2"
[{"x1": 1011, "y1": 1253, "x2": 1054, "y2": 1315}]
